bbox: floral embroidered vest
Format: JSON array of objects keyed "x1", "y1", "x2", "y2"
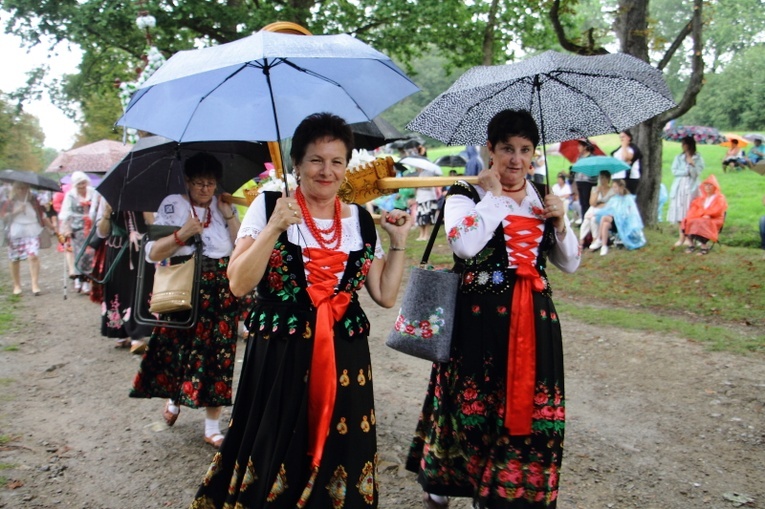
[
  {"x1": 247, "y1": 191, "x2": 377, "y2": 340},
  {"x1": 449, "y1": 181, "x2": 556, "y2": 297}
]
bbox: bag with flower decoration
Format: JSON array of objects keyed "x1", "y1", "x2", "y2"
[{"x1": 386, "y1": 201, "x2": 458, "y2": 363}]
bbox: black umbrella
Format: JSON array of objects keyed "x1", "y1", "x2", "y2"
[
  {"x1": 0, "y1": 169, "x2": 61, "y2": 192},
  {"x1": 434, "y1": 154, "x2": 468, "y2": 167},
  {"x1": 389, "y1": 134, "x2": 426, "y2": 151},
  {"x1": 407, "y1": 50, "x2": 676, "y2": 184},
  {"x1": 349, "y1": 116, "x2": 404, "y2": 150},
  {"x1": 97, "y1": 137, "x2": 271, "y2": 212}
]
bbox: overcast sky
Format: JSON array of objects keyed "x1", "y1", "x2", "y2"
[{"x1": 1, "y1": 21, "x2": 82, "y2": 151}]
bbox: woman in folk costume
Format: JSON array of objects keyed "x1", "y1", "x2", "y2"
[
  {"x1": 131, "y1": 152, "x2": 241, "y2": 447},
  {"x1": 58, "y1": 171, "x2": 96, "y2": 293},
  {"x1": 406, "y1": 109, "x2": 580, "y2": 509},
  {"x1": 681, "y1": 174, "x2": 728, "y2": 255},
  {"x1": 190, "y1": 112, "x2": 411, "y2": 509}
]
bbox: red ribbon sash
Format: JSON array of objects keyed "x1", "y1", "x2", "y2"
[
  {"x1": 304, "y1": 248, "x2": 350, "y2": 468},
  {"x1": 503, "y1": 216, "x2": 545, "y2": 435}
]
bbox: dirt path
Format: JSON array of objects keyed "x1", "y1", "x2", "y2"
[{"x1": 1, "y1": 247, "x2": 763, "y2": 509}]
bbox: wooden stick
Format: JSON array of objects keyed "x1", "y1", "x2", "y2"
[{"x1": 375, "y1": 176, "x2": 478, "y2": 190}]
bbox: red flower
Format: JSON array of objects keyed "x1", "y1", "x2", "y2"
[
  {"x1": 463, "y1": 387, "x2": 477, "y2": 401},
  {"x1": 182, "y1": 381, "x2": 194, "y2": 395},
  {"x1": 462, "y1": 215, "x2": 476, "y2": 227},
  {"x1": 461, "y1": 403, "x2": 473, "y2": 415},
  {"x1": 497, "y1": 305, "x2": 507, "y2": 314},
  {"x1": 555, "y1": 406, "x2": 565, "y2": 421},
  {"x1": 269, "y1": 250, "x2": 283, "y2": 267},
  {"x1": 471, "y1": 305, "x2": 481, "y2": 314},
  {"x1": 419, "y1": 320, "x2": 431, "y2": 329},
  {"x1": 447, "y1": 227, "x2": 459, "y2": 240},
  {"x1": 360, "y1": 258, "x2": 372, "y2": 276},
  {"x1": 539, "y1": 405, "x2": 556, "y2": 420},
  {"x1": 534, "y1": 392, "x2": 549, "y2": 406},
  {"x1": 215, "y1": 381, "x2": 227, "y2": 395},
  {"x1": 405, "y1": 325, "x2": 415, "y2": 334},
  {"x1": 268, "y1": 272, "x2": 283, "y2": 291},
  {"x1": 471, "y1": 400, "x2": 486, "y2": 414},
  {"x1": 422, "y1": 330, "x2": 433, "y2": 339},
  {"x1": 218, "y1": 320, "x2": 230, "y2": 337},
  {"x1": 531, "y1": 206, "x2": 545, "y2": 216}
]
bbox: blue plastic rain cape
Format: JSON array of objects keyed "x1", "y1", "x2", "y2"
[{"x1": 594, "y1": 194, "x2": 646, "y2": 250}]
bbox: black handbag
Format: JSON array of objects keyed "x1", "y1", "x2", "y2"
[{"x1": 385, "y1": 201, "x2": 459, "y2": 363}]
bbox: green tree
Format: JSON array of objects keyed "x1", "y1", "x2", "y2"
[
  {"x1": 2, "y1": 0, "x2": 554, "y2": 144},
  {"x1": 0, "y1": 93, "x2": 47, "y2": 171},
  {"x1": 680, "y1": 44, "x2": 765, "y2": 130},
  {"x1": 550, "y1": 0, "x2": 705, "y2": 225}
]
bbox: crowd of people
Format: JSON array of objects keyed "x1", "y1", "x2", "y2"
[{"x1": 3, "y1": 107, "x2": 764, "y2": 509}]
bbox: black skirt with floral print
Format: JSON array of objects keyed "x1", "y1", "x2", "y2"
[
  {"x1": 406, "y1": 183, "x2": 565, "y2": 508},
  {"x1": 190, "y1": 194, "x2": 380, "y2": 509},
  {"x1": 130, "y1": 258, "x2": 239, "y2": 409}
]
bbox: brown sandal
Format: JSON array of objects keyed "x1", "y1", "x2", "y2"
[
  {"x1": 204, "y1": 433, "x2": 224, "y2": 449},
  {"x1": 162, "y1": 401, "x2": 180, "y2": 427},
  {"x1": 422, "y1": 493, "x2": 449, "y2": 509}
]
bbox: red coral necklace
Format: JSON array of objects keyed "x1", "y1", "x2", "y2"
[
  {"x1": 190, "y1": 200, "x2": 212, "y2": 228},
  {"x1": 296, "y1": 187, "x2": 342, "y2": 250}
]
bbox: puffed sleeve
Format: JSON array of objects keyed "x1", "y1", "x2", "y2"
[
  {"x1": 547, "y1": 216, "x2": 580, "y2": 273},
  {"x1": 444, "y1": 185, "x2": 513, "y2": 259}
]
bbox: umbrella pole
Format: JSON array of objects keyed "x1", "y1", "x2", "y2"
[
  {"x1": 534, "y1": 76, "x2": 550, "y2": 195},
  {"x1": 263, "y1": 63, "x2": 290, "y2": 197}
]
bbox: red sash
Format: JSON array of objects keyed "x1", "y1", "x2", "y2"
[
  {"x1": 304, "y1": 248, "x2": 350, "y2": 467},
  {"x1": 502, "y1": 216, "x2": 545, "y2": 435}
]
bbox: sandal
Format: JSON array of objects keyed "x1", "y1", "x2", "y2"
[
  {"x1": 684, "y1": 246, "x2": 695, "y2": 254},
  {"x1": 163, "y1": 400, "x2": 180, "y2": 427},
  {"x1": 697, "y1": 248, "x2": 710, "y2": 256},
  {"x1": 204, "y1": 433, "x2": 225, "y2": 449},
  {"x1": 422, "y1": 493, "x2": 449, "y2": 509}
]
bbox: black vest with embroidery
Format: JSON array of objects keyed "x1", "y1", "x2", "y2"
[
  {"x1": 448, "y1": 181, "x2": 555, "y2": 297},
  {"x1": 246, "y1": 191, "x2": 378, "y2": 340}
]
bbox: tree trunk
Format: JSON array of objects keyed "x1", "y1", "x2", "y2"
[{"x1": 634, "y1": 119, "x2": 662, "y2": 225}]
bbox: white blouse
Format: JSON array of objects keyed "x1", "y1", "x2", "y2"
[
  {"x1": 444, "y1": 182, "x2": 580, "y2": 274},
  {"x1": 238, "y1": 192, "x2": 384, "y2": 259},
  {"x1": 145, "y1": 194, "x2": 236, "y2": 261}
]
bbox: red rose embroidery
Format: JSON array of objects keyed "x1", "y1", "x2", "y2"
[
  {"x1": 269, "y1": 250, "x2": 283, "y2": 267},
  {"x1": 268, "y1": 272, "x2": 283, "y2": 291}
]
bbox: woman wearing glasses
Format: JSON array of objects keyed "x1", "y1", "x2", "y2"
[{"x1": 130, "y1": 153, "x2": 241, "y2": 448}]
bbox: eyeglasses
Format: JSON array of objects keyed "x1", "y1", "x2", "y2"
[{"x1": 190, "y1": 180, "x2": 217, "y2": 190}]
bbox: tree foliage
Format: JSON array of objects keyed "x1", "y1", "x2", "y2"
[
  {"x1": 680, "y1": 44, "x2": 765, "y2": 130},
  {"x1": 0, "y1": 92, "x2": 47, "y2": 171}
]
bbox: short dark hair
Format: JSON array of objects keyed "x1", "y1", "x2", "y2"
[
  {"x1": 621, "y1": 129, "x2": 633, "y2": 141},
  {"x1": 681, "y1": 135, "x2": 697, "y2": 155},
  {"x1": 557, "y1": 172, "x2": 567, "y2": 181},
  {"x1": 487, "y1": 109, "x2": 539, "y2": 149},
  {"x1": 290, "y1": 112, "x2": 354, "y2": 165},
  {"x1": 184, "y1": 153, "x2": 222, "y2": 181},
  {"x1": 578, "y1": 139, "x2": 595, "y2": 153}
]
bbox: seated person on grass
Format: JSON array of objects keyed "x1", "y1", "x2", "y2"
[{"x1": 682, "y1": 174, "x2": 728, "y2": 255}]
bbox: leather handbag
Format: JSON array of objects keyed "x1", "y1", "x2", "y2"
[
  {"x1": 149, "y1": 255, "x2": 196, "y2": 314},
  {"x1": 385, "y1": 201, "x2": 459, "y2": 363}
]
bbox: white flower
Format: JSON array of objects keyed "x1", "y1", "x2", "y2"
[
  {"x1": 258, "y1": 171, "x2": 297, "y2": 193},
  {"x1": 348, "y1": 149, "x2": 375, "y2": 170}
]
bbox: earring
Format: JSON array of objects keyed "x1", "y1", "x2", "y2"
[{"x1": 488, "y1": 158, "x2": 493, "y2": 169}]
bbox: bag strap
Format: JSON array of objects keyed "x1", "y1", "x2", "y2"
[{"x1": 420, "y1": 197, "x2": 447, "y2": 266}]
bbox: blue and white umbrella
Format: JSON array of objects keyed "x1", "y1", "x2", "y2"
[
  {"x1": 116, "y1": 31, "x2": 419, "y2": 148},
  {"x1": 407, "y1": 51, "x2": 675, "y2": 147}
]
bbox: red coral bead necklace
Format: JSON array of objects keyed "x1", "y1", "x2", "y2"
[{"x1": 296, "y1": 187, "x2": 342, "y2": 250}]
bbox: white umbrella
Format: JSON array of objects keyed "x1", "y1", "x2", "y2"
[{"x1": 398, "y1": 156, "x2": 443, "y2": 175}]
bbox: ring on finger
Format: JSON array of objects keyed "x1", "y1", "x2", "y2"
[
  {"x1": 293, "y1": 211, "x2": 298, "y2": 217},
  {"x1": 287, "y1": 203, "x2": 293, "y2": 210}
]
